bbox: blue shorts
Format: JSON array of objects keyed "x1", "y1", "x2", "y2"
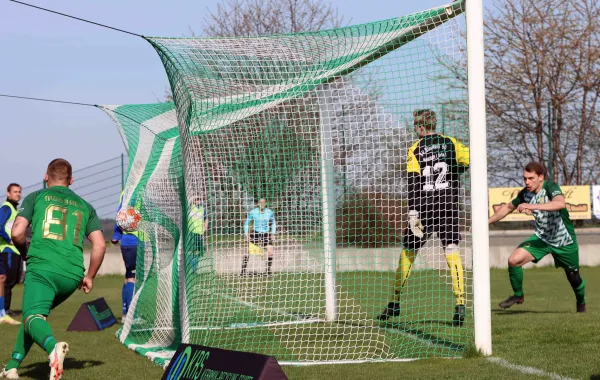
[{"x1": 121, "y1": 246, "x2": 137, "y2": 279}]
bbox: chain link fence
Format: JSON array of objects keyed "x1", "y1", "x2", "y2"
[{"x1": 19, "y1": 155, "x2": 128, "y2": 238}]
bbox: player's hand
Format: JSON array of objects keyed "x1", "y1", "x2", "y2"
[
  {"x1": 79, "y1": 276, "x2": 94, "y2": 294},
  {"x1": 111, "y1": 239, "x2": 119, "y2": 245},
  {"x1": 517, "y1": 204, "x2": 533, "y2": 214},
  {"x1": 408, "y1": 210, "x2": 424, "y2": 238}
]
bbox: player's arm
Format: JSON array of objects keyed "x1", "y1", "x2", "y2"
[
  {"x1": 488, "y1": 202, "x2": 517, "y2": 224},
  {"x1": 0, "y1": 205, "x2": 12, "y2": 242},
  {"x1": 11, "y1": 216, "x2": 29, "y2": 257},
  {"x1": 406, "y1": 143, "x2": 421, "y2": 210},
  {"x1": 489, "y1": 189, "x2": 524, "y2": 224},
  {"x1": 244, "y1": 210, "x2": 253, "y2": 238},
  {"x1": 269, "y1": 212, "x2": 276, "y2": 240},
  {"x1": 13, "y1": 192, "x2": 35, "y2": 257},
  {"x1": 81, "y1": 206, "x2": 106, "y2": 293},
  {"x1": 518, "y1": 195, "x2": 566, "y2": 212},
  {"x1": 204, "y1": 207, "x2": 209, "y2": 234},
  {"x1": 451, "y1": 137, "x2": 470, "y2": 174},
  {"x1": 111, "y1": 223, "x2": 122, "y2": 244},
  {"x1": 82, "y1": 230, "x2": 106, "y2": 293}
]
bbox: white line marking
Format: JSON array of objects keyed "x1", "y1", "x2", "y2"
[
  {"x1": 191, "y1": 319, "x2": 325, "y2": 331},
  {"x1": 487, "y1": 357, "x2": 577, "y2": 380}
]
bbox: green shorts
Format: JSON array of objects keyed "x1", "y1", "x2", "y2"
[
  {"x1": 519, "y1": 235, "x2": 579, "y2": 270},
  {"x1": 22, "y1": 270, "x2": 81, "y2": 318}
]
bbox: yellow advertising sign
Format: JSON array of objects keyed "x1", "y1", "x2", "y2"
[{"x1": 488, "y1": 185, "x2": 591, "y2": 221}]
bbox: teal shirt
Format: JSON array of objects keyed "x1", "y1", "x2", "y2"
[{"x1": 244, "y1": 208, "x2": 276, "y2": 234}]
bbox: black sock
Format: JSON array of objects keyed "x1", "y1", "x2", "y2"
[
  {"x1": 241, "y1": 255, "x2": 249, "y2": 274},
  {"x1": 267, "y1": 256, "x2": 273, "y2": 274}
]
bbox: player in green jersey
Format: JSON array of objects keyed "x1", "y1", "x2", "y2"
[
  {"x1": 0, "y1": 159, "x2": 106, "y2": 380},
  {"x1": 488, "y1": 162, "x2": 585, "y2": 313}
]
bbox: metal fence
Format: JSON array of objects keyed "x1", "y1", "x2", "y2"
[{"x1": 20, "y1": 155, "x2": 128, "y2": 220}]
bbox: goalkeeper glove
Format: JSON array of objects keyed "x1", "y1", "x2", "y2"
[{"x1": 408, "y1": 210, "x2": 424, "y2": 238}]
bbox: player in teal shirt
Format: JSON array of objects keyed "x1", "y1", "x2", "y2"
[{"x1": 242, "y1": 198, "x2": 276, "y2": 276}]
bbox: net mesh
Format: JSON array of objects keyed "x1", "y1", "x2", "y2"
[
  {"x1": 98, "y1": 103, "x2": 185, "y2": 366},
  {"x1": 107, "y1": 0, "x2": 473, "y2": 365}
]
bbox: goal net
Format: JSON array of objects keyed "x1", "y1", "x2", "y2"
[
  {"x1": 99, "y1": 103, "x2": 185, "y2": 366},
  {"x1": 111, "y1": 0, "x2": 475, "y2": 365}
]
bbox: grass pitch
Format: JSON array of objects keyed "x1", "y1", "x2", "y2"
[{"x1": 1, "y1": 267, "x2": 599, "y2": 379}]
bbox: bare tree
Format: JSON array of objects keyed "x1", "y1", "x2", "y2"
[
  {"x1": 202, "y1": 0, "x2": 345, "y2": 37},
  {"x1": 164, "y1": 0, "x2": 345, "y2": 101},
  {"x1": 437, "y1": 0, "x2": 600, "y2": 186}
]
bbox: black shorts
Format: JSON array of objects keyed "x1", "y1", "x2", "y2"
[
  {"x1": 251, "y1": 233, "x2": 272, "y2": 248},
  {"x1": 402, "y1": 193, "x2": 461, "y2": 251},
  {"x1": 121, "y1": 246, "x2": 137, "y2": 279}
]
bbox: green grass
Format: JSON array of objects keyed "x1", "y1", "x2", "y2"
[{"x1": 1, "y1": 268, "x2": 599, "y2": 379}]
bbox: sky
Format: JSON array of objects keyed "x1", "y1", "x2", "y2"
[{"x1": 0, "y1": 0, "x2": 494, "y2": 189}]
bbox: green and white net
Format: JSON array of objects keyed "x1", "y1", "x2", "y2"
[
  {"x1": 99, "y1": 103, "x2": 185, "y2": 366},
  {"x1": 107, "y1": 0, "x2": 473, "y2": 365}
]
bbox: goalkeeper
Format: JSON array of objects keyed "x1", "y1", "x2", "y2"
[
  {"x1": 242, "y1": 198, "x2": 276, "y2": 276},
  {"x1": 1, "y1": 159, "x2": 106, "y2": 380},
  {"x1": 377, "y1": 109, "x2": 469, "y2": 327},
  {"x1": 489, "y1": 162, "x2": 585, "y2": 312}
]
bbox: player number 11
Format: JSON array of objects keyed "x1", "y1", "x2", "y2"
[{"x1": 422, "y1": 162, "x2": 449, "y2": 191}]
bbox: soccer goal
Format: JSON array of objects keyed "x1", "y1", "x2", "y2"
[{"x1": 105, "y1": 0, "x2": 490, "y2": 366}]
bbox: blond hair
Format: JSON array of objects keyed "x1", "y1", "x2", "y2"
[{"x1": 413, "y1": 109, "x2": 437, "y2": 131}]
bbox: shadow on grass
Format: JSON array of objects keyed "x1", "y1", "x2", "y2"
[
  {"x1": 589, "y1": 376, "x2": 600, "y2": 380},
  {"x1": 337, "y1": 319, "x2": 465, "y2": 352},
  {"x1": 19, "y1": 358, "x2": 104, "y2": 378},
  {"x1": 384, "y1": 321, "x2": 465, "y2": 351},
  {"x1": 492, "y1": 309, "x2": 570, "y2": 315}
]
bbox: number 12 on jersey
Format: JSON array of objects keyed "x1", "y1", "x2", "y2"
[{"x1": 422, "y1": 162, "x2": 449, "y2": 191}]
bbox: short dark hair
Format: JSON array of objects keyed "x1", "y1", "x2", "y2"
[
  {"x1": 47, "y1": 158, "x2": 73, "y2": 182},
  {"x1": 7, "y1": 183, "x2": 20, "y2": 192},
  {"x1": 413, "y1": 109, "x2": 437, "y2": 131},
  {"x1": 524, "y1": 162, "x2": 545, "y2": 177}
]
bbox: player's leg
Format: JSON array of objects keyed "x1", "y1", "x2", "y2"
[
  {"x1": 266, "y1": 234, "x2": 274, "y2": 276},
  {"x1": 121, "y1": 246, "x2": 136, "y2": 322},
  {"x1": 552, "y1": 242, "x2": 586, "y2": 312},
  {"x1": 39, "y1": 271, "x2": 79, "y2": 380},
  {"x1": 438, "y1": 199, "x2": 466, "y2": 325},
  {"x1": 2, "y1": 323, "x2": 33, "y2": 376},
  {"x1": 241, "y1": 233, "x2": 255, "y2": 276},
  {"x1": 376, "y1": 225, "x2": 426, "y2": 321},
  {"x1": 5, "y1": 270, "x2": 55, "y2": 377},
  {"x1": 0, "y1": 253, "x2": 19, "y2": 325},
  {"x1": 5, "y1": 252, "x2": 22, "y2": 316},
  {"x1": 500, "y1": 236, "x2": 547, "y2": 309},
  {"x1": 393, "y1": 248, "x2": 417, "y2": 301}
]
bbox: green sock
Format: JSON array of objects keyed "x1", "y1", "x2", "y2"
[
  {"x1": 25, "y1": 315, "x2": 57, "y2": 355},
  {"x1": 574, "y1": 278, "x2": 585, "y2": 305},
  {"x1": 5, "y1": 324, "x2": 34, "y2": 371},
  {"x1": 508, "y1": 266, "x2": 524, "y2": 297}
]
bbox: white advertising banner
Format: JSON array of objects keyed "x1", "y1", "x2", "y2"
[{"x1": 593, "y1": 185, "x2": 600, "y2": 219}]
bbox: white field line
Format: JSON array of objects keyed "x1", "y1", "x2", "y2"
[{"x1": 486, "y1": 357, "x2": 577, "y2": 380}]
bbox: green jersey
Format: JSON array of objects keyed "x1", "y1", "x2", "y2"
[
  {"x1": 511, "y1": 180, "x2": 576, "y2": 247},
  {"x1": 18, "y1": 186, "x2": 103, "y2": 280}
]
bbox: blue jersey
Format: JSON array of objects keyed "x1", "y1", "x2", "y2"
[
  {"x1": 244, "y1": 208, "x2": 276, "y2": 234},
  {"x1": 0, "y1": 203, "x2": 17, "y2": 253}
]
